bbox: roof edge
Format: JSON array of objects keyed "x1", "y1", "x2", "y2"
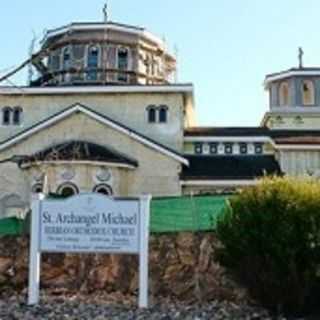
[
  {"x1": 264, "y1": 69, "x2": 320, "y2": 88},
  {"x1": 41, "y1": 21, "x2": 164, "y2": 49},
  {"x1": 0, "y1": 84, "x2": 194, "y2": 96}
]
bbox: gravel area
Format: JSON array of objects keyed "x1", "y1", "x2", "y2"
[{"x1": 0, "y1": 292, "x2": 277, "y2": 320}]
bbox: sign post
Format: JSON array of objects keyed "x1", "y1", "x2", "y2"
[
  {"x1": 28, "y1": 193, "x2": 151, "y2": 308},
  {"x1": 28, "y1": 194, "x2": 43, "y2": 305},
  {"x1": 138, "y1": 195, "x2": 151, "y2": 308}
]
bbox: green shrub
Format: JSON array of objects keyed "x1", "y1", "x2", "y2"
[{"x1": 216, "y1": 176, "x2": 320, "y2": 314}]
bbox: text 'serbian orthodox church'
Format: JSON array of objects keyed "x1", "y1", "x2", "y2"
[{"x1": 0, "y1": 11, "x2": 319, "y2": 217}]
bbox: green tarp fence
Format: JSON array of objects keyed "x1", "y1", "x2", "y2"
[
  {"x1": 0, "y1": 217, "x2": 24, "y2": 236},
  {"x1": 150, "y1": 195, "x2": 228, "y2": 233},
  {"x1": 0, "y1": 195, "x2": 228, "y2": 235}
]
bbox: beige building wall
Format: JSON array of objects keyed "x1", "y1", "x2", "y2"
[
  {"x1": 278, "y1": 150, "x2": 320, "y2": 176},
  {"x1": 0, "y1": 111, "x2": 182, "y2": 218},
  {"x1": 0, "y1": 92, "x2": 185, "y2": 151}
]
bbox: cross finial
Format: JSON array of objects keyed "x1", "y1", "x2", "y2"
[
  {"x1": 298, "y1": 47, "x2": 304, "y2": 69},
  {"x1": 103, "y1": 2, "x2": 108, "y2": 22}
]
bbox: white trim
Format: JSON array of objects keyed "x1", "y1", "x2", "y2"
[
  {"x1": 43, "y1": 23, "x2": 166, "y2": 49},
  {"x1": 180, "y1": 180, "x2": 257, "y2": 186},
  {"x1": 265, "y1": 70, "x2": 320, "y2": 88},
  {"x1": 184, "y1": 136, "x2": 272, "y2": 143},
  {"x1": 21, "y1": 160, "x2": 137, "y2": 170},
  {"x1": 275, "y1": 144, "x2": 320, "y2": 150},
  {"x1": 0, "y1": 104, "x2": 188, "y2": 165},
  {"x1": 0, "y1": 85, "x2": 193, "y2": 95},
  {"x1": 269, "y1": 107, "x2": 320, "y2": 114}
]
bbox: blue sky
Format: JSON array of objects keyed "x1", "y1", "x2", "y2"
[{"x1": 1, "y1": 1, "x2": 320, "y2": 126}]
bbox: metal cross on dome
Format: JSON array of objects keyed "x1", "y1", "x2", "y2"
[
  {"x1": 298, "y1": 47, "x2": 304, "y2": 69},
  {"x1": 103, "y1": 2, "x2": 109, "y2": 22}
]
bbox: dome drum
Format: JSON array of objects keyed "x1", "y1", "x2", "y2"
[{"x1": 31, "y1": 22, "x2": 176, "y2": 86}]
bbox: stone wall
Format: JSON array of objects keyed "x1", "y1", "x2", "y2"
[{"x1": 0, "y1": 232, "x2": 248, "y2": 304}]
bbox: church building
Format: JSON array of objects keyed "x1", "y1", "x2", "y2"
[{"x1": 0, "y1": 14, "x2": 319, "y2": 218}]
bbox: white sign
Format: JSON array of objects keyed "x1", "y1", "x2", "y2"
[
  {"x1": 28, "y1": 193, "x2": 151, "y2": 308},
  {"x1": 39, "y1": 195, "x2": 140, "y2": 254}
]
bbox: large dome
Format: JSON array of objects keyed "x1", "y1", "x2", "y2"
[{"x1": 31, "y1": 21, "x2": 176, "y2": 86}]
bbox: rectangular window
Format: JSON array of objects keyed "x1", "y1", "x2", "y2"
[
  {"x1": 194, "y1": 143, "x2": 203, "y2": 154},
  {"x1": 254, "y1": 143, "x2": 263, "y2": 154},
  {"x1": 209, "y1": 143, "x2": 218, "y2": 154},
  {"x1": 224, "y1": 143, "x2": 233, "y2": 154},
  {"x1": 239, "y1": 143, "x2": 247, "y2": 154}
]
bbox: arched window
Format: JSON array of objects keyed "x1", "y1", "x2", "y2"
[
  {"x1": 159, "y1": 105, "x2": 168, "y2": 123},
  {"x1": 57, "y1": 182, "x2": 79, "y2": 198},
  {"x1": 2, "y1": 107, "x2": 12, "y2": 125},
  {"x1": 302, "y1": 80, "x2": 315, "y2": 106},
  {"x1": 32, "y1": 183, "x2": 43, "y2": 194},
  {"x1": 62, "y1": 47, "x2": 71, "y2": 70},
  {"x1": 12, "y1": 107, "x2": 22, "y2": 125},
  {"x1": 62, "y1": 47, "x2": 71, "y2": 83},
  {"x1": 93, "y1": 184, "x2": 113, "y2": 196},
  {"x1": 147, "y1": 105, "x2": 156, "y2": 123},
  {"x1": 279, "y1": 81, "x2": 289, "y2": 106},
  {"x1": 87, "y1": 45, "x2": 99, "y2": 81},
  {"x1": 117, "y1": 47, "x2": 129, "y2": 82}
]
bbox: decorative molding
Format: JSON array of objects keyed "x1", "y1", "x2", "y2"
[
  {"x1": 180, "y1": 180, "x2": 257, "y2": 186},
  {"x1": 184, "y1": 136, "x2": 273, "y2": 143},
  {"x1": 22, "y1": 160, "x2": 137, "y2": 170},
  {"x1": 61, "y1": 166, "x2": 76, "y2": 181},
  {"x1": 96, "y1": 167, "x2": 112, "y2": 182}
]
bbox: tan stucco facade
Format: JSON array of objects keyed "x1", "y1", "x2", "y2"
[
  {"x1": 0, "y1": 110, "x2": 183, "y2": 217},
  {"x1": 0, "y1": 91, "x2": 187, "y2": 151}
]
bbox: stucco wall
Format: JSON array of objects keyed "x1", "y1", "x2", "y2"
[
  {"x1": 0, "y1": 111, "x2": 182, "y2": 218},
  {"x1": 0, "y1": 92, "x2": 185, "y2": 151},
  {"x1": 278, "y1": 149, "x2": 320, "y2": 176}
]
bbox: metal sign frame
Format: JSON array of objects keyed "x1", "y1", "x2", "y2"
[{"x1": 28, "y1": 193, "x2": 151, "y2": 308}]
